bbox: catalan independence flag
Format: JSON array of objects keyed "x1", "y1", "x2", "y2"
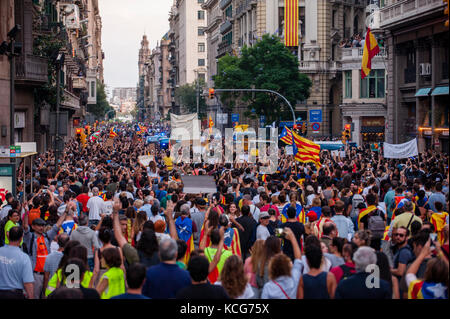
[
  {"x1": 175, "y1": 216, "x2": 195, "y2": 265},
  {"x1": 408, "y1": 280, "x2": 448, "y2": 299},
  {"x1": 284, "y1": 0, "x2": 299, "y2": 47},
  {"x1": 430, "y1": 212, "x2": 449, "y2": 245},
  {"x1": 280, "y1": 126, "x2": 294, "y2": 145},
  {"x1": 361, "y1": 28, "x2": 380, "y2": 79},
  {"x1": 292, "y1": 132, "x2": 321, "y2": 167},
  {"x1": 223, "y1": 227, "x2": 241, "y2": 257},
  {"x1": 109, "y1": 127, "x2": 118, "y2": 138}
]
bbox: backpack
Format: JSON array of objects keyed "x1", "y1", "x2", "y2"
[
  {"x1": 350, "y1": 194, "x2": 365, "y2": 218},
  {"x1": 23, "y1": 232, "x2": 50, "y2": 256},
  {"x1": 339, "y1": 264, "x2": 356, "y2": 281},
  {"x1": 368, "y1": 210, "x2": 385, "y2": 239},
  {"x1": 0, "y1": 216, "x2": 9, "y2": 247}
]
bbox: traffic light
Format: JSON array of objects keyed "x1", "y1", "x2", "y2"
[
  {"x1": 75, "y1": 128, "x2": 82, "y2": 143},
  {"x1": 445, "y1": 0, "x2": 449, "y2": 27},
  {"x1": 85, "y1": 125, "x2": 91, "y2": 136},
  {"x1": 208, "y1": 88, "x2": 215, "y2": 99},
  {"x1": 345, "y1": 129, "x2": 351, "y2": 140}
]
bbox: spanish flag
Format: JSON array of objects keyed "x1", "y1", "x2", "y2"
[
  {"x1": 284, "y1": 0, "x2": 299, "y2": 47},
  {"x1": 361, "y1": 28, "x2": 380, "y2": 79},
  {"x1": 293, "y1": 132, "x2": 321, "y2": 167}
]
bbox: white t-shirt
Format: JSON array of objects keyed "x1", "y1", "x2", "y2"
[
  {"x1": 102, "y1": 200, "x2": 113, "y2": 215},
  {"x1": 256, "y1": 225, "x2": 270, "y2": 241},
  {"x1": 86, "y1": 196, "x2": 104, "y2": 221},
  {"x1": 306, "y1": 194, "x2": 316, "y2": 207},
  {"x1": 149, "y1": 214, "x2": 164, "y2": 224},
  {"x1": 250, "y1": 205, "x2": 261, "y2": 222},
  {"x1": 300, "y1": 255, "x2": 332, "y2": 275}
]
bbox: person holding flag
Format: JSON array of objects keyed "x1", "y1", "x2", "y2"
[
  {"x1": 175, "y1": 205, "x2": 195, "y2": 266},
  {"x1": 109, "y1": 127, "x2": 118, "y2": 139}
]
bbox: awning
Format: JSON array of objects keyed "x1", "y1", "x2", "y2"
[
  {"x1": 415, "y1": 87, "x2": 431, "y2": 97},
  {"x1": 361, "y1": 126, "x2": 385, "y2": 133},
  {"x1": 431, "y1": 86, "x2": 449, "y2": 96}
]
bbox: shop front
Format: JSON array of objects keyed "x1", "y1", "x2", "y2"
[{"x1": 360, "y1": 117, "x2": 385, "y2": 143}]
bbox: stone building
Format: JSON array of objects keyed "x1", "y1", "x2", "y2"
[{"x1": 380, "y1": 0, "x2": 448, "y2": 153}]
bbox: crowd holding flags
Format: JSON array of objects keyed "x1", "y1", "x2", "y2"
[
  {"x1": 89, "y1": 130, "x2": 101, "y2": 143},
  {"x1": 109, "y1": 127, "x2": 118, "y2": 138}
]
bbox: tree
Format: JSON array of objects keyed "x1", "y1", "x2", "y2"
[
  {"x1": 213, "y1": 34, "x2": 312, "y2": 124},
  {"x1": 87, "y1": 81, "x2": 114, "y2": 119},
  {"x1": 174, "y1": 80, "x2": 207, "y2": 118}
]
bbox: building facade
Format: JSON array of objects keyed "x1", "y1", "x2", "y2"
[{"x1": 380, "y1": 0, "x2": 448, "y2": 153}]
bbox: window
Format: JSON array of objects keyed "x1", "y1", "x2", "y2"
[
  {"x1": 198, "y1": 59, "x2": 205, "y2": 66},
  {"x1": 225, "y1": 6, "x2": 232, "y2": 18},
  {"x1": 344, "y1": 71, "x2": 352, "y2": 98},
  {"x1": 198, "y1": 43, "x2": 205, "y2": 52},
  {"x1": 332, "y1": 10, "x2": 336, "y2": 28},
  {"x1": 198, "y1": 10, "x2": 205, "y2": 20},
  {"x1": 198, "y1": 0, "x2": 204, "y2": 3},
  {"x1": 360, "y1": 69, "x2": 385, "y2": 98},
  {"x1": 198, "y1": 73, "x2": 206, "y2": 83},
  {"x1": 198, "y1": 27, "x2": 205, "y2": 36}
]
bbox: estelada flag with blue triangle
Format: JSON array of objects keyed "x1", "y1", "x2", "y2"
[
  {"x1": 135, "y1": 123, "x2": 145, "y2": 135},
  {"x1": 109, "y1": 127, "x2": 118, "y2": 138},
  {"x1": 280, "y1": 126, "x2": 294, "y2": 145},
  {"x1": 175, "y1": 216, "x2": 194, "y2": 265}
]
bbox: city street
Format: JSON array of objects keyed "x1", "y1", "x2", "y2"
[{"x1": 0, "y1": 0, "x2": 448, "y2": 306}]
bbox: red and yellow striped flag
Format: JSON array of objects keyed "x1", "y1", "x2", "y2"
[
  {"x1": 292, "y1": 131, "x2": 321, "y2": 167},
  {"x1": 361, "y1": 28, "x2": 380, "y2": 79},
  {"x1": 284, "y1": 0, "x2": 299, "y2": 47}
]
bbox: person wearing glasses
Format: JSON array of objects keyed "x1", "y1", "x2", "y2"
[{"x1": 390, "y1": 226, "x2": 415, "y2": 295}]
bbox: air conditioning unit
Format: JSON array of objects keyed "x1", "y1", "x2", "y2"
[{"x1": 419, "y1": 63, "x2": 431, "y2": 76}]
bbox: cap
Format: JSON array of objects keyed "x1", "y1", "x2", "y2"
[
  {"x1": 154, "y1": 220, "x2": 166, "y2": 233},
  {"x1": 307, "y1": 211, "x2": 318, "y2": 222},
  {"x1": 259, "y1": 211, "x2": 270, "y2": 219},
  {"x1": 257, "y1": 186, "x2": 265, "y2": 194},
  {"x1": 32, "y1": 218, "x2": 46, "y2": 226}
]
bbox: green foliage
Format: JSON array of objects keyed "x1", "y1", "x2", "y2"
[
  {"x1": 87, "y1": 81, "x2": 113, "y2": 119},
  {"x1": 174, "y1": 80, "x2": 207, "y2": 118},
  {"x1": 33, "y1": 34, "x2": 66, "y2": 109},
  {"x1": 213, "y1": 34, "x2": 312, "y2": 123}
]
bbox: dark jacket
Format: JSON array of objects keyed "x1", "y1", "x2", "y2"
[{"x1": 334, "y1": 272, "x2": 392, "y2": 299}]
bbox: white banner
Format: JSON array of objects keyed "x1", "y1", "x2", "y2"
[
  {"x1": 383, "y1": 139, "x2": 418, "y2": 159},
  {"x1": 170, "y1": 113, "x2": 201, "y2": 141}
]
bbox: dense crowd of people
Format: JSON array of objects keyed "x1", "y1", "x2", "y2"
[{"x1": 0, "y1": 121, "x2": 448, "y2": 300}]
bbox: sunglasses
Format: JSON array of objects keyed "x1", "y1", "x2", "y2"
[{"x1": 394, "y1": 233, "x2": 406, "y2": 237}]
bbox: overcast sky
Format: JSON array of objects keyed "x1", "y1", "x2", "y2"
[{"x1": 98, "y1": 0, "x2": 173, "y2": 92}]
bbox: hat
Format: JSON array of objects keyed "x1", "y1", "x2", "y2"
[
  {"x1": 154, "y1": 220, "x2": 166, "y2": 233},
  {"x1": 32, "y1": 218, "x2": 46, "y2": 226},
  {"x1": 259, "y1": 211, "x2": 270, "y2": 219},
  {"x1": 307, "y1": 211, "x2": 318, "y2": 222},
  {"x1": 257, "y1": 186, "x2": 265, "y2": 194}
]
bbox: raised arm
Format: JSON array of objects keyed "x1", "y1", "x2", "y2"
[
  {"x1": 164, "y1": 200, "x2": 178, "y2": 240},
  {"x1": 112, "y1": 199, "x2": 127, "y2": 249}
]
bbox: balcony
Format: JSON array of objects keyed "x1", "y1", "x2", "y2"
[
  {"x1": 61, "y1": 89, "x2": 80, "y2": 110},
  {"x1": 217, "y1": 41, "x2": 232, "y2": 57},
  {"x1": 219, "y1": 0, "x2": 232, "y2": 10},
  {"x1": 341, "y1": 47, "x2": 387, "y2": 62},
  {"x1": 329, "y1": 0, "x2": 367, "y2": 7},
  {"x1": 380, "y1": 0, "x2": 445, "y2": 29},
  {"x1": 72, "y1": 76, "x2": 86, "y2": 89},
  {"x1": 220, "y1": 20, "x2": 232, "y2": 34},
  {"x1": 298, "y1": 61, "x2": 342, "y2": 73},
  {"x1": 15, "y1": 54, "x2": 48, "y2": 85}
]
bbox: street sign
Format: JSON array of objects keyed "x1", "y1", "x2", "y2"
[
  {"x1": 0, "y1": 164, "x2": 16, "y2": 198},
  {"x1": 311, "y1": 122, "x2": 320, "y2": 131},
  {"x1": 231, "y1": 113, "x2": 239, "y2": 125},
  {"x1": 260, "y1": 115, "x2": 266, "y2": 127},
  {"x1": 279, "y1": 121, "x2": 294, "y2": 128},
  {"x1": 309, "y1": 109, "x2": 322, "y2": 122},
  {"x1": 217, "y1": 113, "x2": 228, "y2": 124}
]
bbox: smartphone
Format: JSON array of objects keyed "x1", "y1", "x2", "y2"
[
  {"x1": 429, "y1": 233, "x2": 437, "y2": 242},
  {"x1": 275, "y1": 228, "x2": 285, "y2": 238}
]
